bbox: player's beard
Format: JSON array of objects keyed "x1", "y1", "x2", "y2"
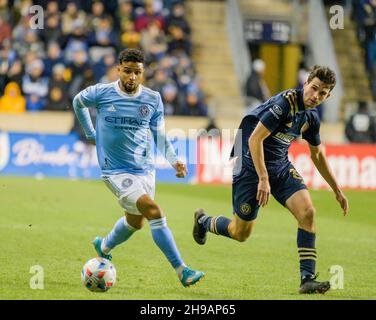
[{"x1": 121, "y1": 81, "x2": 138, "y2": 94}]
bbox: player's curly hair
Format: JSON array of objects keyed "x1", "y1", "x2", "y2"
[
  {"x1": 118, "y1": 49, "x2": 145, "y2": 64},
  {"x1": 307, "y1": 65, "x2": 336, "y2": 90}
]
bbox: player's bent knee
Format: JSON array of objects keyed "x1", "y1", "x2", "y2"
[
  {"x1": 142, "y1": 203, "x2": 163, "y2": 220},
  {"x1": 232, "y1": 229, "x2": 252, "y2": 242},
  {"x1": 136, "y1": 196, "x2": 164, "y2": 220},
  {"x1": 125, "y1": 213, "x2": 145, "y2": 230},
  {"x1": 300, "y1": 206, "x2": 316, "y2": 231},
  {"x1": 303, "y1": 206, "x2": 316, "y2": 222}
]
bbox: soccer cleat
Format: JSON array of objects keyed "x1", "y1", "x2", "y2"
[
  {"x1": 299, "y1": 274, "x2": 330, "y2": 294},
  {"x1": 193, "y1": 209, "x2": 208, "y2": 245},
  {"x1": 92, "y1": 236, "x2": 113, "y2": 261},
  {"x1": 179, "y1": 267, "x2": 205, "y2": 287}
]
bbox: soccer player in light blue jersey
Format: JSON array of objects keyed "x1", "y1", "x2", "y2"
[{"x1": 72, "y1": 49, "x2": 204, "y2": 287}]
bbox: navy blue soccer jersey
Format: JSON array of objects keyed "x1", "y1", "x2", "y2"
[{"x1": 231, "y1": 89, "x2": 321, "y2": 174}]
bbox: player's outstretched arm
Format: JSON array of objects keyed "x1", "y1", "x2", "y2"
[{"x1": 308, "y1": 144, "x2": 349, "y2": 215}]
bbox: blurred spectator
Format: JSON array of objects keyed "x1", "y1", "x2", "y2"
[
  {"x1": 12, "y1": 15, "x2": 31, "y2": 43},
  {"x1": 0, "y1": 82, "x2": 26, "y2": 113},
  {"x1": 88, "y1": 16, "x2": 118, "y2": 48},
  {"x1": 0, "y1": 15, "x2": 11, "y2": 43},
  {"x1": 167, "y1": 25, "x2": 191, "y2": 56},
  {"x1": 181, "y1": 87, "x2": 208, "y2": 116},
  {"x1": 148, "y1": 67, "x2": 176, "y2": 93},
  {"x1": 141, "y1": 20, "x2": 167, "y2": 62},
  {"x1": 93, "y1": 52, "x2": 116, "y2": 82},
  {"x1": 165, "y1": 2, "x2": 190, "y2": 36},
  {"x1": 100, "y1": 65, "x2": 118, "y2": 83},
  {"x1": 173, "y1": 53, "x2": 195, "y2": 89},
  {"x1": 61, "y1": 1, "x2": 87, "y2": 35},
  {"x1": 80, "y1": 68, "x2": 96, "y2": 92},
  {"x1": 117, "y1": 0, "x2": 135, "y2": 31},
  {"x1": 120, "y1": 20, "x2": 141, "y2": 49},
  {"x1": 345, "y1": 101, "x2": 376, "y2": 143},
  {"x1": 245, "y1": 59, "x2": 270, "y2": 104},
  {"x1": 68, "y1": 49, "x2": 90, "y2": 99},
  {"x1": 88, "y1": 0, "x2": 106, "y2": 31},
  {"x1": 135, "y1": 0, "x2": 165, "y2": 32},
  {"x1": 88, "y1": 16, "x2": 118, "y2": 63},
  {"x1": 0, "y1": 0, "x2": 9, "y2": 21},
  {"x1": 22, "y1": 59, "x2": 49, "y2": 111},
  {"x1": 16, "y1": 0, "x2": 33, "y2": 16},
  {"x1": 161, "y1": 83, "x2": 183, "y2": 115},
  {"x1": 62, "y1": 20, "x2": 89, "y2": 62},
  {"x1": 39, "y1": 13, "x2": 62, "y2": 44},
  {"x1": 360, "y1": 0, "x2": 376, "y2": 71},
  {"x1": 6, "y1": 59, "x2": 24, "y2": 89},
  {"x1": 45, "y1": 64, "x2": 69, "y2": 111},
  {"x1": 14, "y1": 29, "x2": 45, "y2": 60},
  {"x1": 45, "y1": 1, "x2": 60, "y2": 16},
  {"x1": 43, "y1": 42, "x2": 65, "y2": 78},
  {"x1": 158, "y1": 54, "x2": 177, "y2": 77},
  {"x1": 26, "y1": 94, "x2": 44, "y2": 111}
]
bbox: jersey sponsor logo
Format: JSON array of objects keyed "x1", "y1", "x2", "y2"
[
  {"x1": 240, "y1": 203, "x2": 252, "y2": 215},
  {"x1": 0, "y1": 132, "x2": 10, "y2": 172},
  {"x1": 121, "y1": 178, "x2": 133, "y2": 188},
  {"x1": 139, "y1": 105, "x2": 150, "y2": 118},
  {"x1": 104, "y1": 116, "x2": 148, "y2": 126},
  {"x1": 274, "y1": 132, "x2": 295, "y2": 144},
  {"x1": 272, "y1": 104, "x2": 283, "y2": 116}
]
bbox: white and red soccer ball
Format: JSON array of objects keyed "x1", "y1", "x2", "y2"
[{"x1": 81, "y1": 257, "x2": 116, "y2": 292}]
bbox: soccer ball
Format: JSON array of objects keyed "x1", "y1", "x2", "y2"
[{"x1": 81, "y1": 257, "x2": 116, "y2": 292}]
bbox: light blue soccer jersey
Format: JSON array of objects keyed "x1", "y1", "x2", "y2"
[{"x1": 72, "y1": 81, "x2": 178, "y2": 175}]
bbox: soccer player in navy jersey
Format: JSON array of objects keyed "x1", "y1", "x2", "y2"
[
  {"x1": 193, "y1": 65, "x2": 349, "y2": 294},
  {"x1": 73, "y1": 49, "x2": 204, "y2": 287}
]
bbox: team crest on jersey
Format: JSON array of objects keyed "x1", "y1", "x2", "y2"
[
  {"x1": 240, "y1": 203, "x2": 251, "y2": 215},
  {"x1": 139, "y1": 105, "x2": 150, "y2": 118},
  {"x1": 122, "y1": 178, "x2": 133, "y2": 188},
  {"x1": 289, "y1": 168, "x2": 303, "y2": 182}
]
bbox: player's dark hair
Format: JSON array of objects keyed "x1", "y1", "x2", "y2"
[
  {"x1": 307, "y1": 65, "x2": 336, "y2": 90},
  {"x1": 118, "y1": 49, "x2": 144, "y2": 64}
]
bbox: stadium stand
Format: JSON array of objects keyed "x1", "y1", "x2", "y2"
[
  {"x1": 0, "y1": 0, "x2": 210, "y2": 132},
  {"x1": 1, "y1": 0, "x2": 374, "y2": 143}
]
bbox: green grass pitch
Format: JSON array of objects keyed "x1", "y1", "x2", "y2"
[{"x1": 0, "y1": 176, "x2": 375, "y2": 300}]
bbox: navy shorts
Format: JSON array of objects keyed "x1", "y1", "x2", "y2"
[{"x1": 232, "y1": 163, "x2": 308, "y2": 221}]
